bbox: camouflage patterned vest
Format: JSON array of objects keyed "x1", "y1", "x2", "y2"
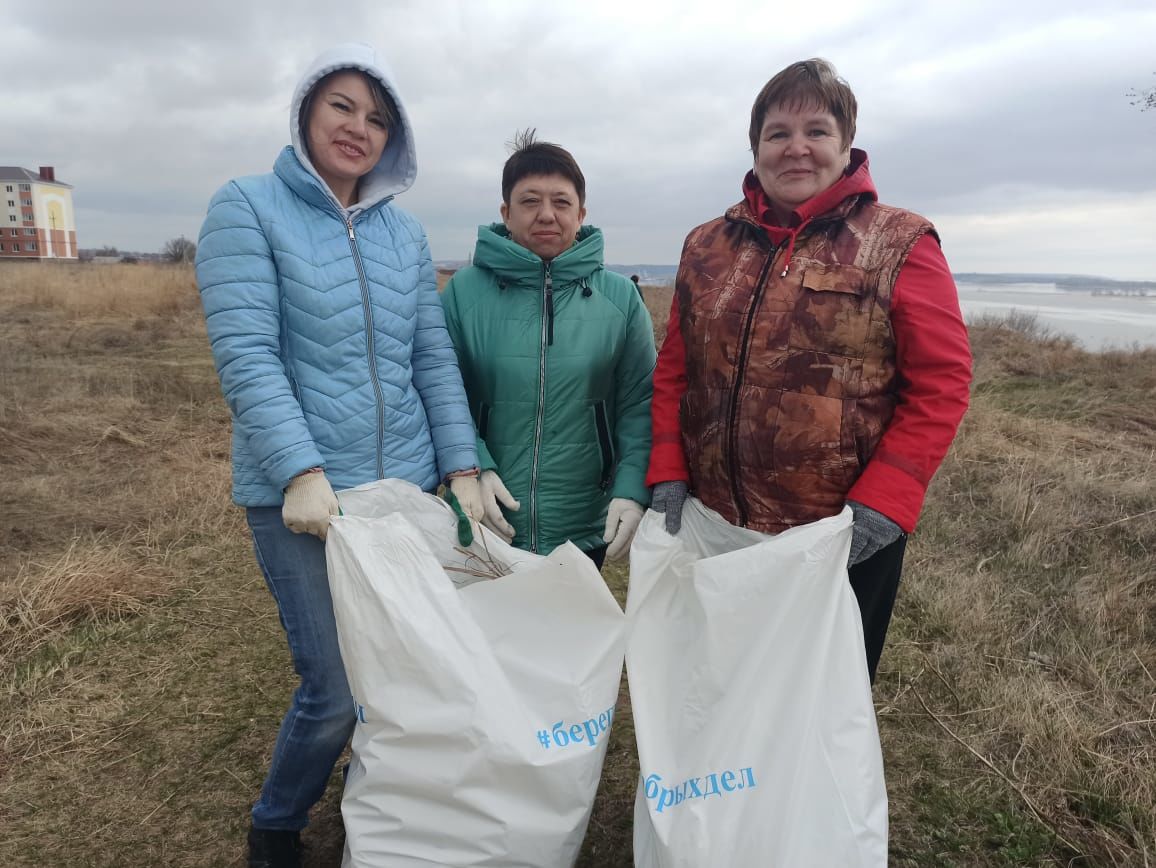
[{"x1": 677, "y1": 196, "x2": 934, "y2": 533}]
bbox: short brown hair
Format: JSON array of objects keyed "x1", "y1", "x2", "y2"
[
  {"x1": 501, "y1": 129, "x2": 586, "y2": 206},
  {"x1": 748, "y1": 59, "x2": 857, "y2": 153}
]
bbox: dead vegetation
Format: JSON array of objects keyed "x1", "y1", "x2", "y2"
[{"x1": 0, "y1": 261, "x2": 1153, "y2": 866}]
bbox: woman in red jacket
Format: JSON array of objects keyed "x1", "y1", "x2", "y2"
[{"x1": 647, "y1": 58, "x2": 971, "y2": 681}]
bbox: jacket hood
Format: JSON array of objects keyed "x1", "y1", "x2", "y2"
[
  {"x1": 473, "y1": 223, "x2": 606, "y2": 288},
  {"x1": 289, "y1": 42, "x2": 417, "y2": 210}
]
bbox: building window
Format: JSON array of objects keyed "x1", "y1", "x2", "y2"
[
  {"x1": 7, "y1": 215, "x2": 14, "y2": 222},
  {"x1": 19, "y1": 184, "x2": 30, "y2": 192},
  {"x1": 4, "y1": 185, "x2": 11, "y2": 192},
  {"x1": 24, "y1": 228, "x2": 35, "y2": 235},
  {"x1": 21, "y1": 199, "x2": 31, "y2": 207},
  {"x1": 25, "y1": 242, "x2": 37, "y2": 251},
  {"x1": 6, "y1": 200, "x2": 13, "y2": 207}
]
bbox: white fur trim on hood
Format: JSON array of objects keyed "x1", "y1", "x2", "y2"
[{"x1": 290, "y1": 42, "x2": 417, "y2": 211}]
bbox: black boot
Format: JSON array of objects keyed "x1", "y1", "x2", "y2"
[{"x1": 247, "y1": 826, "x2": 303, "y2": 868}]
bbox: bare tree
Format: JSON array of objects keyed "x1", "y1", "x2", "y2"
[
  {"x1": 1127, "y1": 74, "x2": 1155, "y2": 112},
  {"x1": 163, "y1": 236, "x2": 197, "y2": 264}
]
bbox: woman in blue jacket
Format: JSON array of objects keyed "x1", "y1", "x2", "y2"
[{"x1": 195, "y1": 43, "x2": 482, "y2": 867}]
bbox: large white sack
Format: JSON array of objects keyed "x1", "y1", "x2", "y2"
[
  {"x1": 627, "y1": 499, "x2": 887, "y2": 868},
  {"x1": 327, "y1": 479, "x2": 626, "y2": 868}
]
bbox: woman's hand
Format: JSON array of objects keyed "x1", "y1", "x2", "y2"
[
  {"x1": 282, "y1": 470, "x2": 340, "y2": 540},
  {"x1": 649, "y1": 481, "x2": 689, "y2": 535},
  {"x1": 604, "y1": 498, "x2": 645, "y2": 560},
  {"x1": 448, "y1": 474, "x2": 485, "y2": 523},
  {"x1": 478, "y1": 470, "x2": 519, "y2": 543},
  {"x1": 847, "y1": 501, "x2": 903, "y2": 566}
]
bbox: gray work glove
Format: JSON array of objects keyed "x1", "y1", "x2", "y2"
[
  {"x1": 847, "y1": 501, "x2": 903, "y2": 566},
  {"x1": 650, "y1": 481, "x2": 690, "y2": 535}
]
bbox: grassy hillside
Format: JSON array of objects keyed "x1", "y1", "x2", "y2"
[{"x1": 1, "y1": 262, "x2": 1152, "y2": 866}]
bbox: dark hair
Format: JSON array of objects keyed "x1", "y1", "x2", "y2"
[
  {"x1": 298, "y1": 69, "x2": 397, "y2": 157},
  {"x1": 501, "y1": 129, "x2": 586, "y2": 206},
  {"x1": 748, "y1": 58, "x2": 857, "y2": 153}
]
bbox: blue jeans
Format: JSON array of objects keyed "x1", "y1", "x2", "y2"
[{"x1": 246, "y1": 507, "x2": 356, "y2": 831}]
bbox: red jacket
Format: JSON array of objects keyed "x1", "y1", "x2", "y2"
[{"x1": 647, "y1": 152, "x2": 971, "y2": 532}]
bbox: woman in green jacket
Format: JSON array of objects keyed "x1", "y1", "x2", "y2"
[{"x1": 442, "y1": 131, "x2": 655, "y2": 567}]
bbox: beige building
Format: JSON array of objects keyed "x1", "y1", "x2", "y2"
[{"x1": 0, "y1": 165, "x2": 77, "y2": 259}]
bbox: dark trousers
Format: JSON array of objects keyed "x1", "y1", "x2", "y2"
[
  {"x1": 848, "y1": 535, "x2": 907, "y2": 683},
  {"x1": 583, "y1": 544, "x2": 608, "y2": 570}
]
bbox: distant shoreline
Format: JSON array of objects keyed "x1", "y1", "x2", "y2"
[
  {"x1": 953, "y1": 273, "x2": 1156, "y2": 295},
  {"x1": 433, "y1": 261, "x2": 1156, "y2": 292}
]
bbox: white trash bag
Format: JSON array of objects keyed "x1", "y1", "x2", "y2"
[
  {"x1": 326, "y1": 479, "x2": 626, "y2": 868},
  {"x1": 627, "y1": 498, "x2": 887, "y2": 868}
]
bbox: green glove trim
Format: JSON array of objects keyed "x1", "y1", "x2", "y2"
[{"x1": 443, "y1": 489, "x2": 474, "y2": 547}]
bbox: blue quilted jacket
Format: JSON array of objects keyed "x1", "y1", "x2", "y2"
[{"x1": 195, "y1": 43, "x2": 477, "y2": 506}]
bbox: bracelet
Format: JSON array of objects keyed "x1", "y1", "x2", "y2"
[
  {"x1": 444, "y1": 467, "x2": 480, "y2": 481},
  {"x1": 283, "y1": 467, "x2": 323, "y2": 493}
]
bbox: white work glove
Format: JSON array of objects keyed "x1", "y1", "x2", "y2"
[
  {"x1": 479, "y1": 470, "x2": 520, "y2": 543},
  {"x1": 282, "y1": 471, "x2": 340, "y2": 540},
  {"x1": 603, "y1": 497, "x2": 645, "y2": 561},
  {"x1": 448, "y1": 474, "x2": 485, "y2": 522}
]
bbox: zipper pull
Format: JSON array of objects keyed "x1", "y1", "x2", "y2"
[
  {"x1": 544, "y1": 265, "x2": 554, "y2": 346},
  {"x1": 347, "y1": 220, "x2": 355, "y2": 241}
]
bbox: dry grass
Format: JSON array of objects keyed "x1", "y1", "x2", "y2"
[
  {"x1": 0, "y1": 260, "x2": 199, "y2": 318},
  {"x1": 1, "y1": 264, "x2": 1153, "y2": 866},
  {"x1": 880, "y1": 314, "x2": 1156, "y2": 866},
  {"x1": 1, "y1": 535, "x2": 167, "y2": 667},
  {"x1": 640, "y1": 282, "x2": 674, "y2": 346}
]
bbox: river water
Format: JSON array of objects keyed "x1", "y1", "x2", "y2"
[{"x1": 956, "y1": 283, "x2": 1156, "y2": 351}]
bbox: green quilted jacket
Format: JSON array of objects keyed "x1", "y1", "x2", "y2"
[{"x1": 442, "y1": 223, "x2": 656, "y2": 553}]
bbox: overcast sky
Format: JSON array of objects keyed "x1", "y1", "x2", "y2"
[{"x1": 6, "y1": 0, "x2": 1155, "y2": 279}]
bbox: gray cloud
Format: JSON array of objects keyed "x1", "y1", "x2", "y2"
[{"x1": 6, "y1": 0, "x2": 1155, "y2": 278}]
